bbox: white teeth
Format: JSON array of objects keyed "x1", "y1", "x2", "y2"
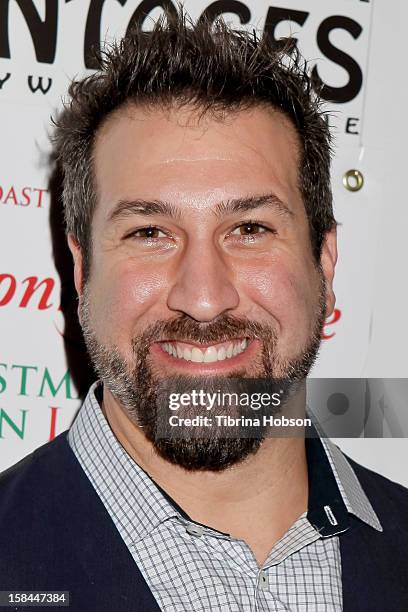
[
  {"x1": 191, "y1": 347, "x2": 204, "y2": 363},
  {"x1": 203, "y1": 346, "x2": 218, "y2": 363},
  {"x1": 217, "y1": 347, "x2": 226, "y2": 361},
  {"x1": 162, "y1": 339, "x2": 249, "y2": 362}
]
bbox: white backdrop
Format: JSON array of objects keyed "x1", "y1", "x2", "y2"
[{"x1": 0, "y1": 0, "x2": 407, "y2": 484}]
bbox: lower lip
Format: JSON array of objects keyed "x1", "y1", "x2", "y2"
[{"x1": 150, "y1": 339, "x2": 261, "y2": 374}]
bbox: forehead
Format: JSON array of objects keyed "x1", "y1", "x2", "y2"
[{"x1": 93, "y1": 102, "x2": 302, "y2": 218}]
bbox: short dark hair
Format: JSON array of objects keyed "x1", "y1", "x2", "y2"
[{"x1": 54, "y1": 10, "x2": 335, "y2": 274}]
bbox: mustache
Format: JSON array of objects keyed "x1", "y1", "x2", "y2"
[{"x1": 132, "y1": 313, "x2": 277, "y2": 352}]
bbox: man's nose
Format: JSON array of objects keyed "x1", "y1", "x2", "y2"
[{"x1": 166, "y1": 244, "x2": 240, "y2": 322}]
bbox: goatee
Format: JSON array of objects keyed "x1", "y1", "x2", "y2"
[{"x1": 79, "y1": 277, "x2": 326, "y2": 471}]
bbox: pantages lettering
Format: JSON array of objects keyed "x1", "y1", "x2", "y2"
[{"x1": 0, "y1": 0, "x2": 365, "y2": 105}]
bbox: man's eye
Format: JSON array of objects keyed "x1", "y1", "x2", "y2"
[
  {"x1": 132, "y1": 226, "x2": 166, "y2": 239},
  {"x1": 230, "y1": 223, "x2": 268, "y2": 236}
]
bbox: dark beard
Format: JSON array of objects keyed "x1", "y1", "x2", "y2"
[{"x1": 80, "y1": 278, "x2": 326, "y2": 471}]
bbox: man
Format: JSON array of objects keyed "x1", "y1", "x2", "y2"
[{"x1": 1, "y1": 11, "x2": 407, "y2": 612}]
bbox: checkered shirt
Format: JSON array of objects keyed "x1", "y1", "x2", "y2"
[{"x1": 68, "y1": 383, "x2": 382, "y2": 611}]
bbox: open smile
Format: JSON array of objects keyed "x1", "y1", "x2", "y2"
[{"x1": 159, "y1": 338, "x2": 249, "y2": 363}]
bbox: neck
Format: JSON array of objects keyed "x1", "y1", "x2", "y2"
[{"x1": 102, "y1": 386, "x2": 309, "y2": 566}]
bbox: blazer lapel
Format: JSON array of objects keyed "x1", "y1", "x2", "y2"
[{"x1": 58, "y1": 435, "x2": 163, "y2": 612}]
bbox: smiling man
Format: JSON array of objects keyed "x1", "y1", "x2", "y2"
[
  {"x1": 1, "y1": 11, "x2": 408, "y2": 612},
  {"x1": 76, "y1": 97, "x2": 330, "y2": 473}
]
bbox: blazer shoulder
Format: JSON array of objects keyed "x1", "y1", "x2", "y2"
[{"x1": 0, "y1": 432, "x2": 71, "y2": 504}]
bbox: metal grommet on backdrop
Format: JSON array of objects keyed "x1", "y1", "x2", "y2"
[{"x1": 343, "y1": 169, "x2": 364, "y2": 192}]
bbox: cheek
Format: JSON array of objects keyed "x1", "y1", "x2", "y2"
[
  {"x1": 88, "y1": 265, "x2": 167, "y2": 344},
  {"x1": 238, "y1": 260, "x2": 320, "y2": 350}
]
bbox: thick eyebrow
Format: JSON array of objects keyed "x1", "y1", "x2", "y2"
[
  {"x1": 213, "y1": 193, "x2": 294, "y2": 219},
  {"x1": 108, "y1": 199, "x2": 182, "y2": 223},
  {"x1": 107, "y1": 193, "x2": 293, "y2": 224}
]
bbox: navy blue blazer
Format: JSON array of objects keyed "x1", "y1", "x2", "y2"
[{"x1": 0, "y1": 432, "x2": 407, "y2": 611}]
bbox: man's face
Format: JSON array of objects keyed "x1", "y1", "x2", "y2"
[{"x1": 69, "y1": 103, "x2": 337, "y2": 469}]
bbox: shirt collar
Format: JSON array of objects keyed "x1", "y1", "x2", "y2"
[
  {"x1": 306, "y1": 433, "x2": 382, "y2": 536},
  {"x1": 68, "y1": 382, "x2": 180, "y2": 546},
  {"x1": 68, "y1": 382, "x2": 382, "y2": 545},
  {"x1": 319, "y1": 435, "x2": 382, "y2": 532}
]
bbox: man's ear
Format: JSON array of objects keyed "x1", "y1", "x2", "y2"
[
  {"x1": 320, "y1": 226, "x2": 338, "y2": 318},
  {"x1": 67, "y1": 234, "x2": 84, "y2": 297}
]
